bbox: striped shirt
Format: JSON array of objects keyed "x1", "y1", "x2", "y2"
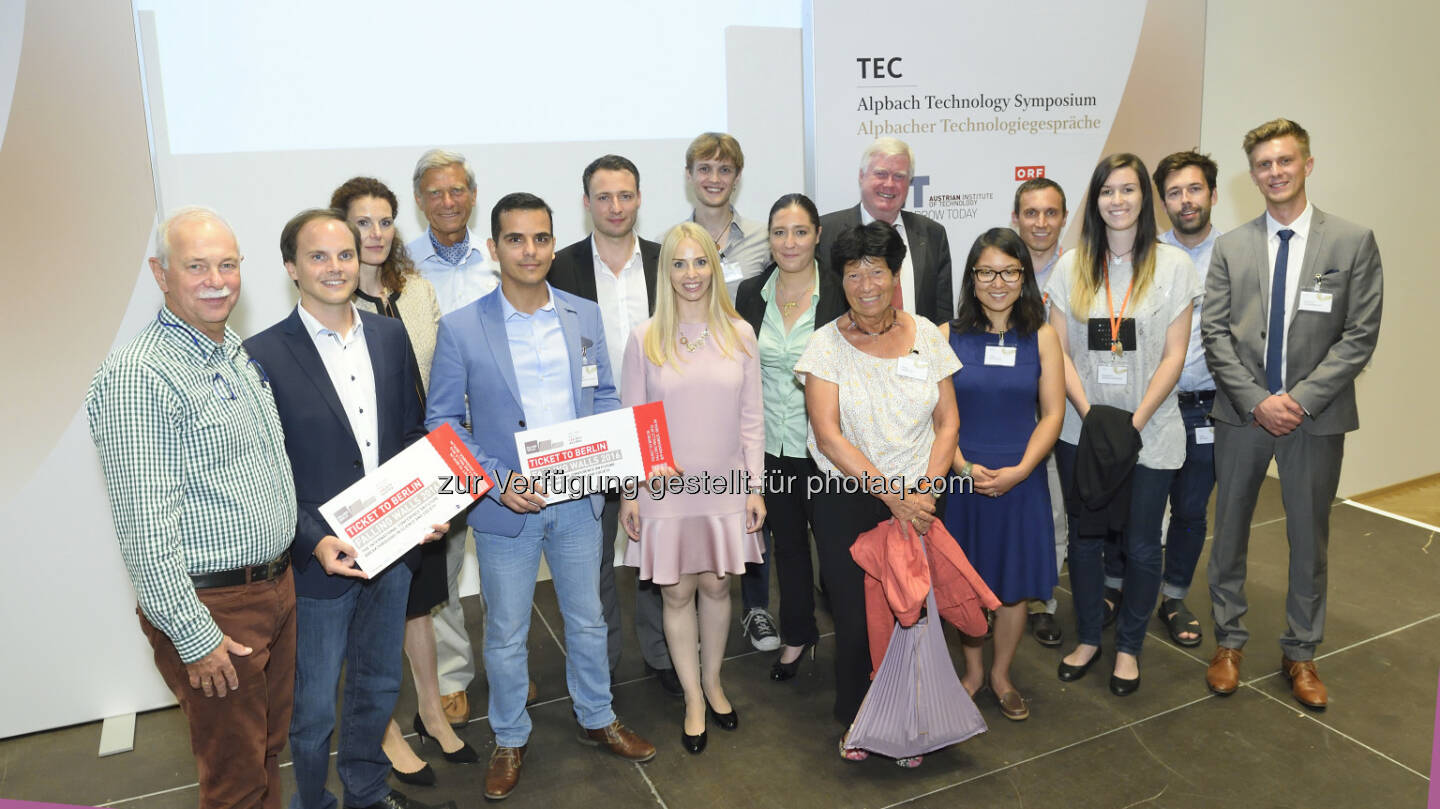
[{"x1": 86, "y1": 307, "x2": 297, "y2": 663}]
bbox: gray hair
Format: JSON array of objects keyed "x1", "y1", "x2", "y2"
[
  {"x1": 412, "y1": 149, "x2": 476, "y2": 195},
  {"x1": 859, "y1": 137, "x2": 916, "y2": 176},
  {"x1": 154, "y1": 206, "x2": 236, "y2": 268}
]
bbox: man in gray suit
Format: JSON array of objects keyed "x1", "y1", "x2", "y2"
[
  {"x1": 816, "y1": 137, "x2": 953, "y2": 324},
  {"x1": 1201, "y1": 118, "x2": 1383, "y2": 709}
]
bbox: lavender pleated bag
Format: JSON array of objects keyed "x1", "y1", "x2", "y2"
[{"x1": 845, "y1": 585, "x2": 988, "y2": 758}]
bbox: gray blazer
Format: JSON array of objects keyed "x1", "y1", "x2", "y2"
[{"x1": 1201, "y1": 207, "x2": 1383, "y2": 435}]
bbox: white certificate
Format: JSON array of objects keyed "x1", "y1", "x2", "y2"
[
  {"x1": 513, "y1": 402, "x2": 676, "y2": 504},
  {"x1": 320, "y1": 423, "x2": 493, "y2": 575}
]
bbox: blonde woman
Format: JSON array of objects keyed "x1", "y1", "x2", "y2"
[{"x1": 620, "y1": 222, "x2": 766, "y2": 754}]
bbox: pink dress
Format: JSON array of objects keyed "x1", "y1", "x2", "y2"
[{"x1": 621, "y1": 318, "x2": 765, "y2": 585}]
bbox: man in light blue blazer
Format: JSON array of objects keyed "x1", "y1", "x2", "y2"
[{"x1": 426, "y1": 193, "x2": 656, "y2": 801}]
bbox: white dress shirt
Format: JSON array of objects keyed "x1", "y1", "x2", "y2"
[
  {"x1": 297, "y1": 304, "x2": 379, "y2": 473},
  {"x1": 591, "y1": 234, "x2": 648, "y2": 394},
  {"x1": 1263, "y1": 202, "x2": 1314, "y2": 389},
  {"x1": 860, "y1": 207, "x2": 915, "y2": 314}
]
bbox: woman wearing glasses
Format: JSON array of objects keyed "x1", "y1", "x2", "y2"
[
  {"x1": 940, "y1": 228, "x2": 1064, "y2": 721},
  {"x1": 1044, "y1": 154, "x2": 1199, "y2": 696},
  {"x1": 330, "y1": 177, "x2": 475, "y2": 783}
]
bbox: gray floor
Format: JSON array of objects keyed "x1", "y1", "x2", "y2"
[{"x1": 2, "y1": 479, "x2": 1434, "y2": 808}]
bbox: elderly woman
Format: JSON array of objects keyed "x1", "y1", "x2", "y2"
[
  {"x1": 794, "y1": 221, "x2": 960, "y2": 761},
  {"x1": 735, "y1": 193, "x2": 846, "y2": 681},
  {"x1": 619, "y1": 222, "x2": 766, "y2": 754},
  {"x1": 329, "y1": 177, "x2": 472, "y2": 783}
]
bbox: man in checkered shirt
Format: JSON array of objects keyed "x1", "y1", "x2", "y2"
[{"x1": 87, "y1": 207, "x2": 298, "y2": 809}]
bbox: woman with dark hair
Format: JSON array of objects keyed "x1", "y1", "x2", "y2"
[
  {"x1": 329, "y1": 177, "x2": 472, "y2": 783},
  {"x1": 795, "y1": 220, "x2": 960, "y2": 765},
  {"x1": 734, "y1": 193, "x2": 846, "y2": 681},
  {"x1": 940, "y1": 227, "x2": 1064, "y2": 721},
  {"x1": 1043, "y1": 154, "x2": 1200, "y2": 696}
]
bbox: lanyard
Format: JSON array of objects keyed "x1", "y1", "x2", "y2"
[{"x1": 1104, "y1": 267, "x2": 1135, "y2": 358}]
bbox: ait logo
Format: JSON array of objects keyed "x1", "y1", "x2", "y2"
[{"x1": 1014, "y1": 166, "x2": 1046, "y2": 181}]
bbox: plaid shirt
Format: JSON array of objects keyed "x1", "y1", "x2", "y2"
[{"x1": 86, "y1": 307, "x2": 297, "y2": 663}]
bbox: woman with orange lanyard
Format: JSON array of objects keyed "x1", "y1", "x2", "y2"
[{"x1": 1043, "y1": 154, "x2": 1199, "y2": 696}]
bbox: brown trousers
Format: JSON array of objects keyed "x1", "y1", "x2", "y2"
[{"x1": 139, "y1": 567, "x2": 297, "y2": 809}]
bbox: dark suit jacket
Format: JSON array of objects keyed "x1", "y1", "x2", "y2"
[
  {"x1": 734, "y1": 261, "x2": 848, "y2": 339},
  {"x1": 1201, "y1": 207, "x2": 1382, "y2": 434},
  {"x1": 547, "y1": 234, "x2": 662, "y2": 313},
  {"x1": 244, "y1": 308, "x2": 426, "y2": 599},
  {"x1": 815, "y1": 204, "x2": 954, "y2": 324}
]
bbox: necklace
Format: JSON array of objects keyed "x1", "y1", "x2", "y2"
[
  {"x1": 778, "y1": 283, "x2": 813, "y2": 315},
  {"x1": 679, "y1": 326, "x2": 711, "y2": 353},
  {"x1": 848, "y1": 310, "x2": 896, "y2": 337}
]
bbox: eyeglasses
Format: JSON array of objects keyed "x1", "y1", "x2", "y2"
[{"x1": 973, "y1": 267, "x2": 1024, "y2": 284}]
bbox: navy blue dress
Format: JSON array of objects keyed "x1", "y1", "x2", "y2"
[{"x1": 941, "y1": 328, "x2": 1058, "y2": 605}]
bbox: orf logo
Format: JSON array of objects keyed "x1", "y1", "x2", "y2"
[{"x1": 1015, "y1": 166, "x2": 1045, "y2": 181}]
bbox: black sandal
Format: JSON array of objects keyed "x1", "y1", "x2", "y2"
[
  {"x1": 1158, "y1": 597, "x2": 1202, "y2": 647},
  {"x1": 1102, "y1": 587, "x2": 1123, "y2": 628}
]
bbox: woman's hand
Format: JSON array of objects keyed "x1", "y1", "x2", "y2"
[
  {"x1": 619, "y1": 498, "x2": 641, "y2": 541},
  {"x1": 744, "y1": 493, "x2": 767, "y2": 533},
  {"x1": 972, "y1": 465, "x2": 1025, "y2": 498},
  {"x1": 884, "y1": 491, "x2": 938, "y2": 535}
]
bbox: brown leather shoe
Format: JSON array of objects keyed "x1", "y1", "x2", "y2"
[
  {"x1": 527, "y1": 679, "x2": 538, "y2": 704},
  {"x1": 996, "y1": 690, "x2": 1030, "y2": 721},
  {"x1": 578, "y1": 719, "x2": 657, "y2": 762},
  {"x1": 1205, "y1": 647, "x2": 1243, "y2": 695},
  {"x1": 483, "y1": 744, "x2": 526, "y2": 801},
  {"x1": 1281, "y1": 657, "x2": 1329, "y2": 710},
  {"x1": 441, "y1": 691, "x2": 469, "y2": 728}
]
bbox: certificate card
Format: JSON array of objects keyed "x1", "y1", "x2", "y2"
[
  {"x1": 513, "y1": 402, "x2": 675, "y2": 504},
  {"x1": 320, "y1": 423, "x2": 493, "y2": 575}
]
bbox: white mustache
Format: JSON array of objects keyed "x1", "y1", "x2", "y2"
[{"x1": 197, "y1": 287, "x2": 232, "y2": 300}]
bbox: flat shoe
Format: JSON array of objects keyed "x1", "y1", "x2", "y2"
[
  {"x1": 1057, "y1": 646, "x2": 1102, "y2": 682},
  {"x1": 1102, "y1": 588, "x2": 1122, "y2": 628},
  {"x1": 1109, "y1": 673, "x2": 1140, "y2": 697},
  {"x1": 996, "y1": 690, "x2": 1029, "y2": 721}
]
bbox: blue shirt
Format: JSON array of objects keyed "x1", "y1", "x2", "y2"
[
  {"x1": 501, "y1": 286, "x2": 576, "y2": 430},
  {"x1": 408, "y1": 227, "x2": 501, "y2": 315},
  {"x1": 1159, "y1": 227, "x2": 1221, "y2": 392}
]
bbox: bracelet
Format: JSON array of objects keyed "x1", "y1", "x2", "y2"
[
  {"x1": 960, "y1": 462, "x2": 973, "y2": 478},
  {"x1": 747, "y1": 485, "x2": 764, "y2": 495}
]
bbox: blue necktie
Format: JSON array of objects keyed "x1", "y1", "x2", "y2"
[{"x1": 1265, "y1": 229, "x2": 1295, "y2": 393}]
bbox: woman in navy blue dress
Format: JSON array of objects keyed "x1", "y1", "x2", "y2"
[{"x1": 941, "y1": 227, "x2": 1065, "y2": 721}]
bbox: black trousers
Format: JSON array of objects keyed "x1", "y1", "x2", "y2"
[
  {"x1": 765, "y1": 454, "x2": 821, "y2": 647},
  {"x1": 811, "y1": 486, "x2": 890, "y2": 725}
]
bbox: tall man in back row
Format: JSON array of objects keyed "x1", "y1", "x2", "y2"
[{"x1": 1202, "y1": 118, "x2": 1383, "y2": 709}]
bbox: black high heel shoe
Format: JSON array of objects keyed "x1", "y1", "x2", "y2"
[
  {"x1": 1057, "y1": 646, "x2": 1103, "y2": 682},
  {"x1": 706, "y1": 699, "x2": 738, "y2": 731},
  {"x1": 389, "y1": 762, "x2": 436, "y2": 787},
  {"x1": 413, "y1": 714, "x2": 480, "y2": 763},
  {"x1": 770, "y1": 642, "x2": 816, "y2": 681}
]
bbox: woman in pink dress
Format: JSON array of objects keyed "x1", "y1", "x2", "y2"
[{"x1": 619, "y1": 222, "x2": 767, "y2": 754}]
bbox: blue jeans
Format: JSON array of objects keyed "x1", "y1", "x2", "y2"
[
  {"x1": 1162, "y1": 396, "x2": 1217, "y2": 599},
  {"x1": 1055, "y1": 441, "x2": 1174, "y2": 656},
  {"x1": 474, "y1": 498, "x2": 614, "y2": 747},
  {"x1": 289, "y1": 563, "x2": 412, "y2": 809}
]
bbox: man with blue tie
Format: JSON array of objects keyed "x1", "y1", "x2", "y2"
[
  {"x1": 427, "y1": 193, "x2": 656, "y2": 801},
  {"x1": 1201, "y1": 119, "x2": 1383, "y2": 710},
  {"x1": 244, "y1": 209, "x2": 447, "y2": 809}
]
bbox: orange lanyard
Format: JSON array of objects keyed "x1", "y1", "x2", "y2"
[{"x1": 1104, "y1": 267, "x2": 1135, "y2": 358}]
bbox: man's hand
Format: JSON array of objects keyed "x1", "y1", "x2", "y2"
[
  {"x1": 1253, "y1": 393, "x2": 1304, "y2": 436},
  {"x1": 186, "y1": 635, "x2": 251, "y2": 698},
  {"x1": 499, "y1": 472, "x2": 548, "y2": 514},
  {"x1": 421, "y1": 522, "x2": 449, "y2": 544},
  {"x1": 314, "y1": 535, "x2": 369, "y2": 579},
  {"x1": 620, "y1": 498, "x2": 641, "y2": 541},
  {"x1": 744, "y1": 492, "x2": 767, "y2": 533}
]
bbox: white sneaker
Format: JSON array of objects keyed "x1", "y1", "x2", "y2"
[{"x1": 741, "y1": 608, "x2": 781, "y2": 652}]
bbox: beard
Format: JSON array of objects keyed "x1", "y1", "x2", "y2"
[{"x1": 1173, "y1": 207, "x2": 1212, "y2": 236}]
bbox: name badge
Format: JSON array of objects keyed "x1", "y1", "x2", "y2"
[
  {"x1": 1298, "y1": 290, "x2": 1333, "y2": 313},
  {"x1": 581, "y1": 364, "x2": 599, "y2": 388},
  {"x1": 984, "y1": 345, "x2": 1017, "y2": 366},
  {"x1": 1195, "y1": 425, "x2": 1215, "y2": 445},
  {"x1": 1097, "y1": 364, "x2": 1128, "y2": 385},
  {"x1": 896, "y1": 355, "x2": 927, "y2": 380},
  {"x1": 722, "y1": 260, "x2": 744, "y2": 284}
]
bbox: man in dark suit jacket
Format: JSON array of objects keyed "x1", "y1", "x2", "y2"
[
  {"x1": 1201, "y1": 119, "x2": 1383, "y2": 710},
  {"x1": 546, "y1": 155, "x2": 680, "y2": 694},
  {"x1": 245, "y1": 209, "x2": 444, "y2": 809},
  {"x1": 816, "y1": 136, "x2": 953, "y2": 324}
]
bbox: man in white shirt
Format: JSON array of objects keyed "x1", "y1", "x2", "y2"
[{"x1": 683, "y1": 132, "x2": 770, "y2": 303}]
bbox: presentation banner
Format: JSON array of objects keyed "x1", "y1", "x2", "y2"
[{"x1": 805, "y1": 0, "x2": 1204, "y2": 307}]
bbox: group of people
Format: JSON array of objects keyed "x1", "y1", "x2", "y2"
[{"x1": 87, "y1": 117, "x2": 1382, "y2": 808}]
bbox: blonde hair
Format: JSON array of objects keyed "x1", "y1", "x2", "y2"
[{"x1": 644, "y1": 222, "x2": 749, "y2": 368}]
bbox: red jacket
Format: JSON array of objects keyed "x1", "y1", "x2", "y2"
[{"x1": 850, "y1": 518, "x2": 1001, "y2": 675}]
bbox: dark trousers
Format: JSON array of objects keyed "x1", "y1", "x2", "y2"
[
  {"x1": 1055, "y1": 441, "x2": 1174, "y2": 655},
  {"x1": 764, "y1": 453, "x2": 820, "y2": 646},
  {"x1": 811, "y1": 487, "x2": 890, "y2": 725},
  {"x1": 600, "y1": 493, "x2": 670, "y2": 671},
  {"x1": 138, "y1": 567, "x2": 296, "y2": 809}
]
